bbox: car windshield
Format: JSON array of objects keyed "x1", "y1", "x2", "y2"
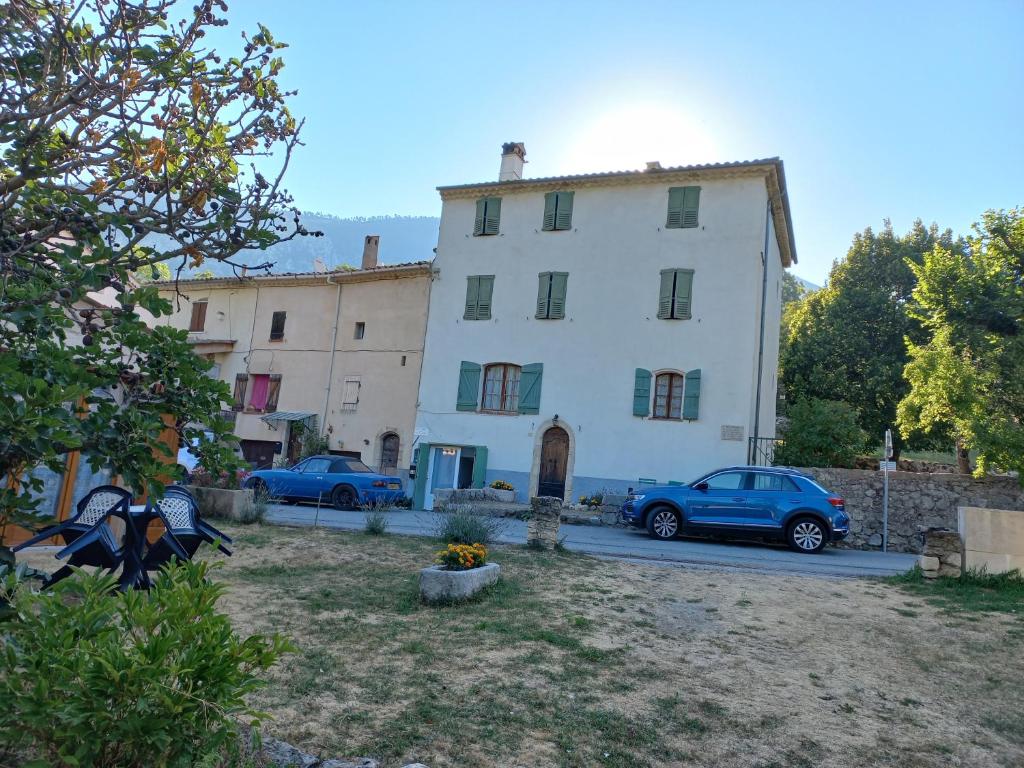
[{"x1": 336, "y1": 459, "x2": 373, "y2": 473}]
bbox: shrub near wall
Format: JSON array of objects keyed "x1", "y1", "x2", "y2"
[{"x1": 802, "y1": 468, "x2": 1024, "y2": 553}]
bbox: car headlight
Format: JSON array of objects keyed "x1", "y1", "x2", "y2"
[{"x1": 628, "y1": 494, "x2": 646, "y2": 502}]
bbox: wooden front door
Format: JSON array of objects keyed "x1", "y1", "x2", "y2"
[{"x1": 538, "y1": 426, "x2": 569, "y2": 500}]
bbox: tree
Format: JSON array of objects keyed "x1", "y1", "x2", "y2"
[
  {"x1": 781, "y1": 220, "x2": 962, "y2": 458},
  {"x1": 0, "y1": 0, "x2": 314, "y2": 548},
  {"x1": 782, "y1": 272, "x2": 806, "y2": 305},
  {"x1": 773, "y1": 398, "x2": 867, "y2": 468},
  {"x1": 898, "y1": 208, "x2": 1024, "y2": 477}
]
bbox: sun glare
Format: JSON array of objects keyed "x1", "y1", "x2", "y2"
[{"x1": 559, "y1": 103, "x2": 720, "y2": 174}]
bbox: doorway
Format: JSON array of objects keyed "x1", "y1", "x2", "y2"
[
  {"x1": 240, "y1": 439, "x2": 277, "y2": 470},
  {"x1": 380, "y1": 432, "x2": 400, "y2": 474},
  {"x1": 425, "y1": 446, "x2": 461, "y2": 510},
  {"x1": 538, "y1": 426, "x2": 569, "y2": 500}
]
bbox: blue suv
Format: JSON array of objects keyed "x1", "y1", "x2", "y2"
[{"x1": 621, "y1": 466, "x2": 849, "y2": 553}]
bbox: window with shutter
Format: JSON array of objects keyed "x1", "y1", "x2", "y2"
[
  {"x1": 536, "y1": 272, "x2": 568, "y2": 319},
  {"x1": 657, "y1": 269, "x2": 694, "y2": 320},
  {"x1": 633, "y1": 369, "x2": 652, "y2": 416},
  {"x1": 456, "y1": 361, "x2": 482, "y2": 411},
  {"x1": 341, "y1": 378, "x2": 360, "y2": 411},
  {"x1": 474, "y1": 197, "x2": 501, "y2": 236},
  {"x1": 269, "y1": 311, "x2": 286, "y2": 340},
  {"x1": 542, "y1": 191, "x2": 574, "y2": 231},
  {"x1": 666, "y1": 186, "x2": 700, "y2": 229},
  {"x1": 189, "y1": 300, "x2": 208, "y2": 332},
  {"x1": 482, "y1": 364, "x2": 521, "y2": 412},
  {"x1": 232, "y1": 374, "x2": 248, "y2": 411},
  {"x1": 266, "y1": 374, "x2": 282, "y2": 411},
  {"x1": 464, "y1": 275, "x2": 494, "y2": 320}
]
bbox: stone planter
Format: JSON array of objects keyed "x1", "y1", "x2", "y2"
[
  {"x1": 419, "y1": 563, "x2": 500, "y2": 603},
  {"x1": 190, "y1": 486, "x2": 253, "y2": 521}
]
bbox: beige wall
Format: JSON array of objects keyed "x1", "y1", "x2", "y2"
[
  {"x1": 158, "y1": 268, "x2": 431, "y2": 470},
  {"x1": 959, "y1": 506, "x2": 1024, "y2": 574}
]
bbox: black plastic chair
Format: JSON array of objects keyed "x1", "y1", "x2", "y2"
[
  {"x1": 142, "y1": 489, "x2": 233, "y2": 571},
  {"x1": 14, "y1": 485, "x2": 132, "y2": 587}
]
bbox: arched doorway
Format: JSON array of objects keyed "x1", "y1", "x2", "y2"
[
  {"x1": 380, "y1": 432, "x2": 400, "y2": 473},
  {"x1": 538, "y1": 426, "x2": 569, "y2": 500}
]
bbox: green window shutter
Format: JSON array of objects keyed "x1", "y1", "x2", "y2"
[
  {"x1": 657, "y1": 270, "x2": 674, "y2": 319},
  {"x1": 549, "y1": 272, "x2": 568, "y2": 319},
  {"x1": 674, "y1": 269, "x2": 694, "y2": 319},
  {"x1": 471, "y1": 446, "x2": 488, "y2": 488},
  {"x1": 633, "y1": 368, "x2": 652, "y2": 416},
  {"x1": 483, "y1": 196, "x2": 501, "y2": 235},
  {"x1": 536, "y1": 272, "x2": 551, "y2": 319},
  {"x1": 666, "y1": 187, "x2": 685, "y2": 228},
  {"x1": 464, "y1": 276, "x2": 480, "y2": 320},
  {"x1": 456, "y1": 361, "x2": 481, "y2": 411},
  {"x1": 683, "y1": 368, "x2": 701, "y2": 420},
  {"x1": 517, "y1": 363, "x2": 543, "y2": 414},
  {"x1": 477, "y1": 275, "x2": 493, "y2": 319},
  {"x1": 681, "y1": 186, "x2": 700, "y2": 228},
  {"x1": 542, "y1": 192, "x2": 557, "y2": 231},
  {"x1": 555, "y1": 191, "x2": 574, "y2": 230},
  {"x1": 474, "y1": 198, "x2": 486, "y2": 236}
]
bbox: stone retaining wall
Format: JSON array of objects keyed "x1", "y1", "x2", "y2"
[{"x1": 800, "y1": 468, "x2": 1024, "y2": 553}]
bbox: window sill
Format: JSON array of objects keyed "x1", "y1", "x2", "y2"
[
  {"x1": 269, "y1": 338, "x2": 284, "y2": 342},
  {"x1": 479, "y1": 409, "x2": 519, "y2": 416},
  {"x1": 472, "y1": 232, "x2": 498, "y2": 237},
  {"x1": 648, "y1": 416, "x2": 697, "y2": 422}
]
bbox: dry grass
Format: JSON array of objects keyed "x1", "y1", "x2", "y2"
[{"x1": 16, "y1": 525, "x2": 1024, "y2": 767}]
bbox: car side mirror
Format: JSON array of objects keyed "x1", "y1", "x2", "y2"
[{"x1": 694, "y1": 481, "x2": 709, "y2": 492}]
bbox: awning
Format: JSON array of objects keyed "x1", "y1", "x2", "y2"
[{"x1": 260, "y1": 411, "x2": 316, "y2": 425}]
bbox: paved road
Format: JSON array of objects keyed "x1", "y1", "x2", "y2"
[{"x1": 265, "y1": 504, "x2": 917, "y2": 579}]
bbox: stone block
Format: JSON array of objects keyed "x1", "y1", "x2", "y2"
[
  {"x1": 941, "y1": 552, "x2": 962, "y2": 568},
  {"x1": 868, "y1": 533, "x2": 883, "y2": 547},
  {"x1": 419, "y1": 563, "x2": 500, "y2": 603},
  {"x1": 922, "y1": 569, "x2": 939, "y2": 579},
  {"x1": 919, "y1": 555, "x2": 940, "y2": 571}
]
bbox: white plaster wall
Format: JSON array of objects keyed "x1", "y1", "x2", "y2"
[{"x1": 415, "y1": 175, "x2": 786, "y2": 488}]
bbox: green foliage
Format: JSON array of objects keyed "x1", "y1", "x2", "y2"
[
  {"x1": 781, "y1": 221, "x2": 962, "y2": 456},
  {"x1": 433, "y1": 506, "x2": 506, "y2": 546},
  {"x1": 291, "y1": 422, "x2": 330, "y2": 460},
  {"x1": 240, "y1": 485, "x2": 273, "y2": 525},
  {"x1": 0, "y1": 561, "x2": 293, "y2": 767},
  {"x1": 898, "y1": 208, "x2": 1024, "y2": 477},
  {"x1": 773, "y1": 398, "x2": 868, "y2": 468},
  {"x1": 781, "y1": 272, "x2": 807, "y2": 305},
  {"x1": 0, "y1": 0, "x2": 311, "y2": 537}
]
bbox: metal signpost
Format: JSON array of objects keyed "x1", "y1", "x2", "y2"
[{"x1": 882, "y1": 429, "x2": 892, "y2": 552}]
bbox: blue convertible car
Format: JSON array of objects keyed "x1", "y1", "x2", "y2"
[{"x1": 245, "y1": 455, "x2": 404, "y2": 510}]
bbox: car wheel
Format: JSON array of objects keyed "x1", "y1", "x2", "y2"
[
  {"x1": 251, "y1": 479, "x2": 268, "y2": 496},
  {"x1": 332, "y1": 485, "x2": 357, "y2": 511},
  {"x1": 646, "y1": 506, "x2": 680, "y2": 540},
  {"x1": 787, "y1": 517, "x2": 827, "y2": 554}
]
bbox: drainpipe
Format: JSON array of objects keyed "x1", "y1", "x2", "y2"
[
  {"x1": 322, "y1": 275, "x2": 343, "y2": 437},
  {"x1": 752, "y1": 199, "x2": 771, "y2": 462}
]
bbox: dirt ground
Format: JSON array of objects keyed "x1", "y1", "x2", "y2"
[{"x1": 16, "y1": 524, "x2": 1024, "y2": 768}]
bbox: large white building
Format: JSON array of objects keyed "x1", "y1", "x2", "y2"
[{"x1": 411, "y1": 144, "x2": 796, "y2": 509}]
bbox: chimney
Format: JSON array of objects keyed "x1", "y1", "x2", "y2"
[
  {"x1": 361, "y1": 235, "x2": 379, "y2": 269},
  {"x1": 499, "y1": 142, "x2": 527, "y2": 181}
]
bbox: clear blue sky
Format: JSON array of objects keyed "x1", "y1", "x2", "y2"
[{"x1": 210, "y1": 0, "x2": 1022, "y2": 284}]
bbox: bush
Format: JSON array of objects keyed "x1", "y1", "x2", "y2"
[
  {"x1": 237, "y1": 483, "x2": 273, "y2": 524},
  {"x1": 0, "y1": 562, "x2": 292, "y2": 768},
  {"x1": 489, "y1": 479, "x2": 514, "y2": 491},
  {"x1": 433, "y1": 504, "x2": 505, "y2": 546},
  {"x1": 363, "y1": 507, "x2": 390, "y2": 536},
  {"x1": 773, "y1": 398, "x2": 868, "y2": 468},
  {"x1": 435, "y1": 542, "x2": 488, "y2": 570}
]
